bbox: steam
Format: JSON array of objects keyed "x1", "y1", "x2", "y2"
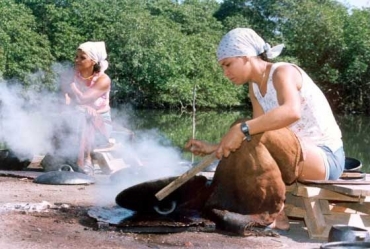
[
  {"x1": 94, "y1": 120, "x2": 190, "y2": 206},
  {"x1": 0, "y1": 63, "x2": 191, "y2": 206},
  {"x1": 0, "y1": 63, "x2": 81, "y2": 159},
  {"x1": 0, "y1": 80, "x2": 63, "y2": 158}
]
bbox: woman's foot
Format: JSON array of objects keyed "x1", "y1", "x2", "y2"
[
  {"x1": 82, "y1": 161, "x2": 94, "y2": 176},
  {"x1": 266, "y1": 209, "x2": 290, "y2": 231}
]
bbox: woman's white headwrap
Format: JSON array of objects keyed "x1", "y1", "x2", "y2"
[
  {"x1": 78, "y1": 41, "x2": 109, "y2": 72},
  {"x1": 217, "y1": 28, "x2": 285, "y2": 61}
]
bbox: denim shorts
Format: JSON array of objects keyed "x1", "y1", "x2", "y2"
[{"x1": 318, "y1": 146, "x2": 345, "y2": 180}]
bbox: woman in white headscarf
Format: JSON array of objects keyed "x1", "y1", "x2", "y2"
[
  {"x1": 63, "y1": 41, "x2": 112, "y2": 175},
  {"x1": 186, "y1": 28, "x2": 345, "y2": 182},
  {"x1": 183, "y1": 28, "x2": 345, "y2": 233}
]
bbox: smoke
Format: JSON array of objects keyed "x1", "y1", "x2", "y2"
[
  {"x1": 0, "y1": 80, "x2": 62, "y2": 159},
  {"x1": 0, "y1": 63, "x2": 191, "y2": 206},
  {"x1": 94, "y1": 120, "x2": 191, "y2": 207},
  {"x1": 0, "y1": 63, "x2": 82, "y2": 160}
]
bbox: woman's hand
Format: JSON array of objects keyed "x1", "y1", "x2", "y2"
[
  {"x1": 74, "y1": 105, "x2": 97, "y2": 117},
  {"x1": 65, "y1": 93, "x2": 71, "y2": 105},
  {"x1": 184, "y1": 139, "x2": 218, "y2": 156},
  {"x1": 215, "y1": 123, "x2": 245, "y2": 159},
  {"x1": 84, "y1": 106, "x2": 98, "y2": 117}
]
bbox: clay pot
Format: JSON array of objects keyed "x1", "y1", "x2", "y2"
[{"x1": 328, "y1": 225, "x2": 370, "y2": 243}]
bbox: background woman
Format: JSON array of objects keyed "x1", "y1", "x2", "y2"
[{"x1": 63, "y1": 41, "x2": 112, "y2": 175}]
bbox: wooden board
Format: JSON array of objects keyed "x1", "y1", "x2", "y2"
[
  {"x1": 301, "y1": 180, "x2": 370, "y2": 185},
  {"x1": 316, "y1": 184, "x2": 370, "y2": 197},
  {"x1": 299, "y1": 174, "x2": 370, "y2": 197}
]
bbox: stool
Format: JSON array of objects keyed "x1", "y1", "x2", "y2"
[
  {"x1": 285, "y1": 175, "x2": 370, "y2": 240},
  {"x1": 92, "y1": 138, "x2": 129, "y2": 174}
]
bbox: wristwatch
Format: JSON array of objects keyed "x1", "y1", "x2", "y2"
[{"x1": 240, "y1": 122, "x2": 252, "y2": 142}]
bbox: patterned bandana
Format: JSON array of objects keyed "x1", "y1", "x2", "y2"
[{"x1": 216, "y1": 28, "x2": 284, "y2": 61}]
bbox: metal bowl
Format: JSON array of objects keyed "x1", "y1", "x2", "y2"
[
  {"x1": 321, "y1": 241, "x2": 370, "y2": 248},
  {"x1": 344, "y1": 157, "x2": 362, "y2": 172},
  {"x1": 328, "y1": 225, "x2": 370, "y2": 243}
]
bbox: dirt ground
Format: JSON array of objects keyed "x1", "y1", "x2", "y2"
[{"x1": 0, "y1": 169, "x2": 325, "y2": 249}]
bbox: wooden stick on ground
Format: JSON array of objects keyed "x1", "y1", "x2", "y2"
[{"x1": 155, "y1": 152, "x2": 217, "y2": 201}]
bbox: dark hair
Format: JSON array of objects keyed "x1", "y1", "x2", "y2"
[
  {"x1": 93, "y1": 62, "x2": 101, "y2": 73},
  {"x1": 258, "y1": 51, "x2": 269, "y2": 62},
  {"x1": 77, "y1": 48, "x2": 102, "y2": 73}
]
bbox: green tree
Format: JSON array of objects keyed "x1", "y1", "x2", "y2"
[
  {"x1": 339, "y1": 8, "x2": 370, "y2": 113},
  {"x1": 0, "y1": 0, "x2": 54, "y2": 86},
  {"x1": 274, "y1": 0, "x2": 347, "y2": 84},
  {"x1": 4, "y1": 0, "x2": 370, "y2": 113},
  {"x1": 105, "y1": 0, "x2": 244, "y2": 108},
  {"x1": 215, "y1": 0, "x2": 281, "y2": 39}
]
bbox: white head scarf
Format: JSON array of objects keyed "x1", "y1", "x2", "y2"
[
  {"x1": 217, "y1": 28, "x2": 285, "y2": 61},
  {"x1": 78, "y1": 41, "x2": 109, "y2": 72}
]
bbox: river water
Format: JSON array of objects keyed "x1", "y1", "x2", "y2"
[{"x1": 114, "y1": 109, "x2": 370, "y2": 173}]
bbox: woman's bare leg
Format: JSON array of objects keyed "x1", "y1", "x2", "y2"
[{"x1": 297, "y1": 142, "x2": 326, "y2": 181}]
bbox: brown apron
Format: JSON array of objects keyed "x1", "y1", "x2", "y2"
[{"x1": 205, "y1": 126, "x2": 303, "y2": 226}]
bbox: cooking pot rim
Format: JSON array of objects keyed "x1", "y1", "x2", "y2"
[
  {"x1": 321, "y1": 241, "x2": 370, "y2": 248},
  {"x1": 331, "y1": 224, "x2": 369, "y2": 231}
]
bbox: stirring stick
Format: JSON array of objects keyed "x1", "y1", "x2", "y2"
[{"x1": 155, "y1": 152, "x2": 217, "y2": 201}]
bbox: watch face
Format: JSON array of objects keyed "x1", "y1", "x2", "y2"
[
  {"x1": 241, "y1": 123, "x2": 249, "y2": 133},
  {"x1": 241, "y1": 123, "x2": 252, "y2": 141}
]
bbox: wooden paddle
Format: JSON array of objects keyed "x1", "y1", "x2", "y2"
[{"x1": 155, "y1": 152, "x2": 217, "y2": 201}]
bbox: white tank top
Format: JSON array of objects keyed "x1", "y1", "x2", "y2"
[{"x1": 252, "y1": 62, "x2": 343, "y2": 152}]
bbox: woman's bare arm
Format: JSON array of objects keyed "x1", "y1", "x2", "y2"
[{"x1": 70, "y1": 74, "x2": 111, "y2": 105}]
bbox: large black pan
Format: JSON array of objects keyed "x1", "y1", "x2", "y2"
[{"x1": 115, "y1": 175, "x2": 209, "y2": 215}]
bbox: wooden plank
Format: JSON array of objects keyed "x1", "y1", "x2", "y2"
[
  {"x1": 335, "y1": 202, "x2": 370, "y2": 215},
  {"x1": 319, "y1": 199, "x2": 331, "y2": 214},
  {"x1": 93, "y1": 143, "x2": 117, "y2": 153},
  {"x1": 317, "y1": 184, "x2": 370, "y2": 197},
  {"x1": 299, "y1": 174, "x2": 370, "y2": 196},
  {"x1": 340, "y1": 172, "x2": 366, "y2": 180},
  {"x1": 285, "y1": 183, "x2": 297, "y2": 193},
  {"x1": 300, "y1": 180, "x2": 370, "y2": 185},
  {"x1": 302, "y1": 198, "x2": 326, "y2": 238},
  {"x1": 155, "y1": 153, "x2": 217, "y2": 201},
  {"x1": 295, "y1": 185, "x2": 366, "y2": 202},
  {"x1": 284, "y1": 204, "x2": 305, "y2": 218},
  {"x1": 93, "y1": 151, "x2": 128, "y2": 174}
]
